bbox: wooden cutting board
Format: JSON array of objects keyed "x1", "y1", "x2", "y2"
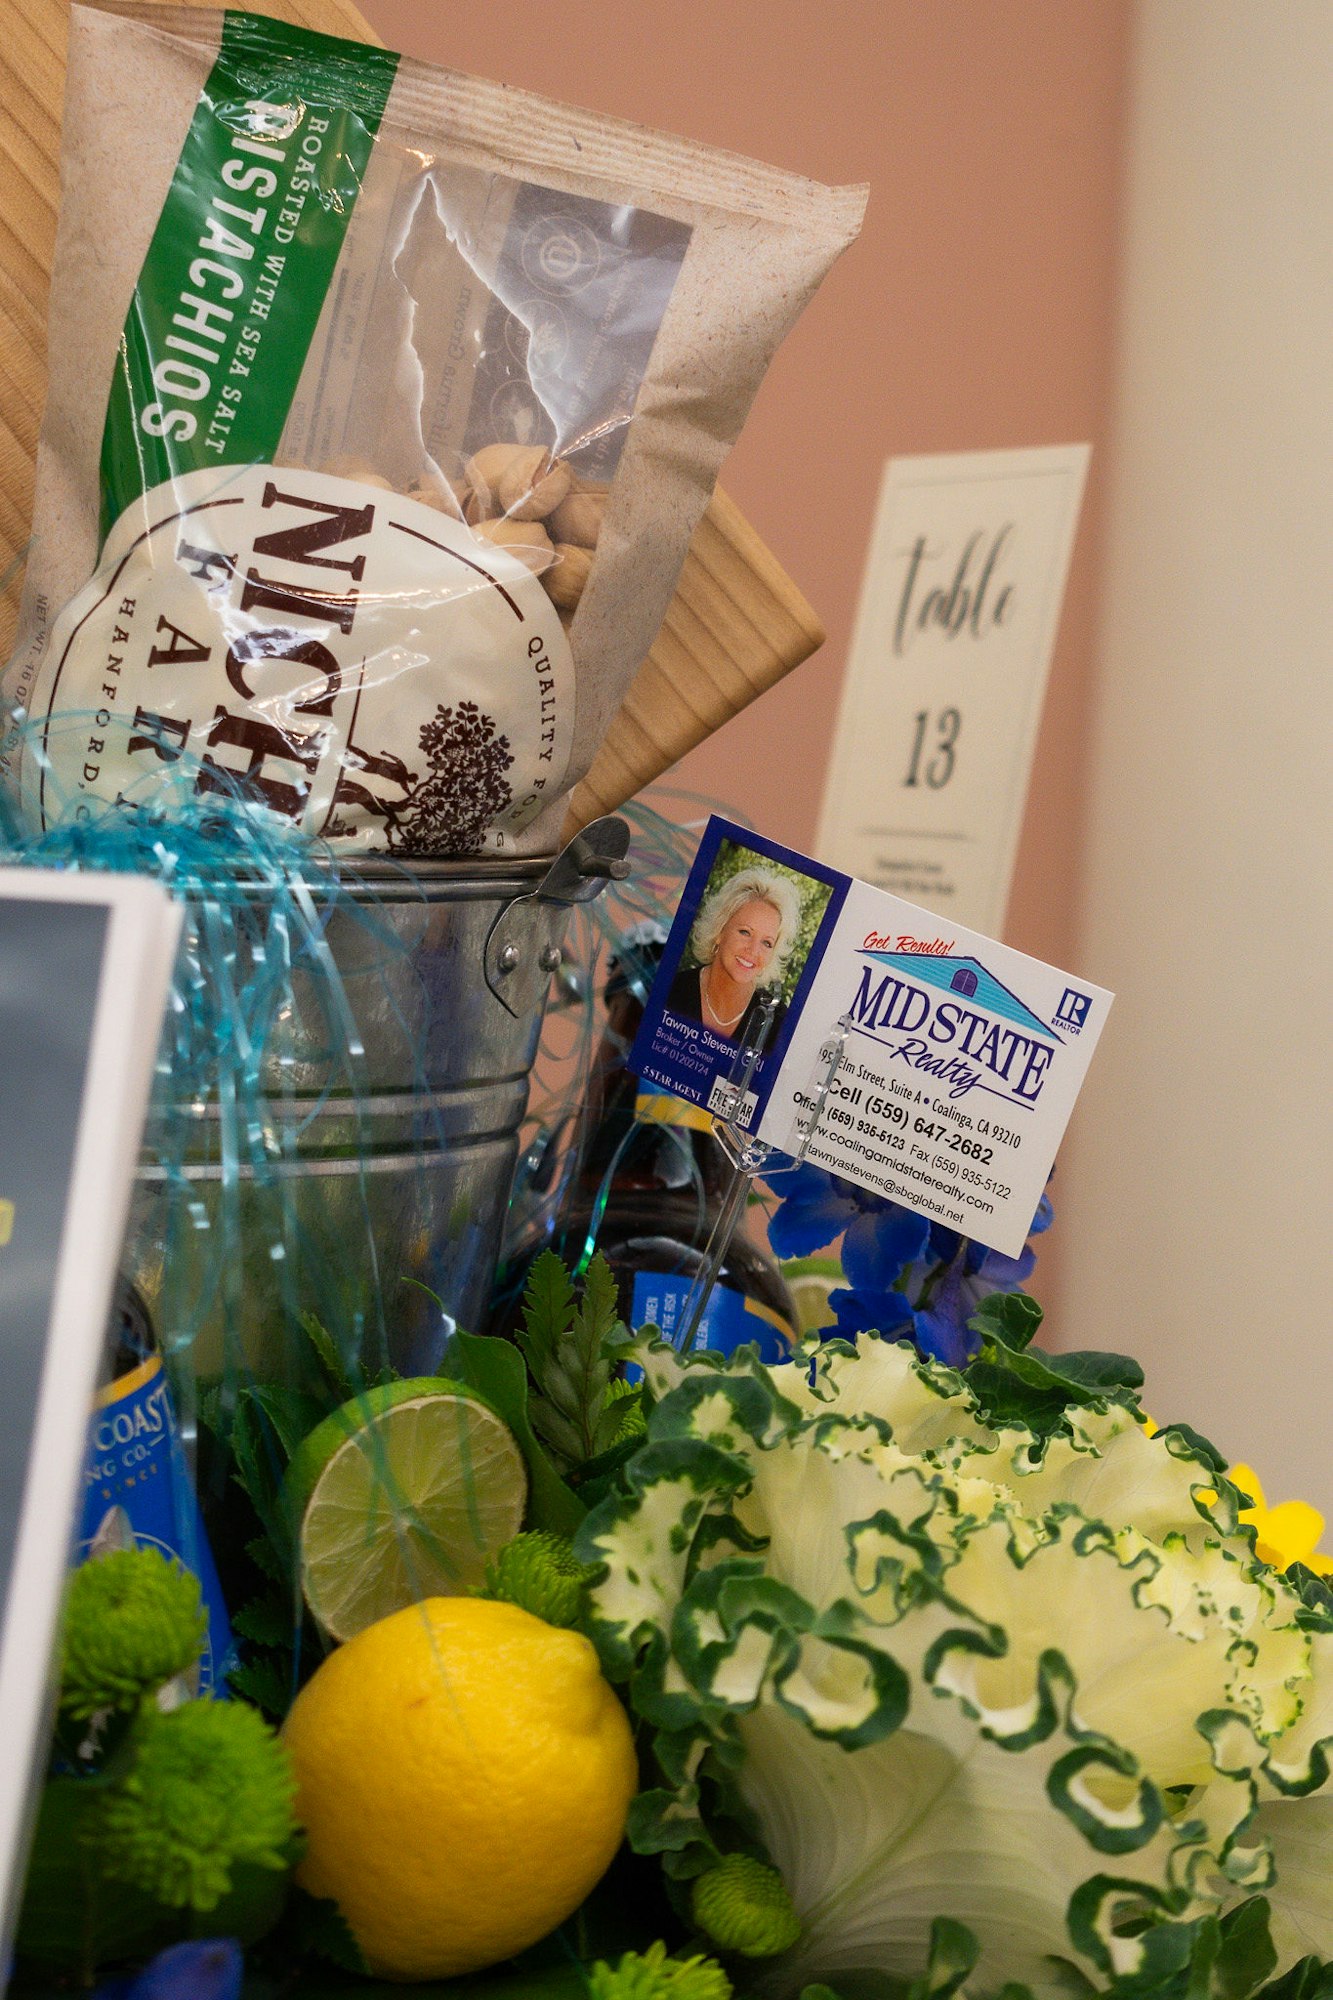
[
  {"x1": 0, "y1": 0, "x2": 825, "y2": 823},
  {"x1": 562, "y1": 486, "x2": 824, "y2": 832}
]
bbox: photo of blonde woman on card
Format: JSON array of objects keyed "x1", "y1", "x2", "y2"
[{"x1": 666, "y1": 863, "x2": 805, "y2": 1043}]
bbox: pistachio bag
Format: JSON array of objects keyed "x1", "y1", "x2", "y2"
[{"x1": 4, "y1": 4, "x2": 865, "y2": 855}]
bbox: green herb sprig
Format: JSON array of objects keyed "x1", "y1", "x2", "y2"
[{"x1": 515, "y1": 1251, "x2": 630, "y2": 1474}]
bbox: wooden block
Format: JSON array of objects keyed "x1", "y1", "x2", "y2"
[{"x1": 564, "y1": 487, "x2": 826, "y2": 831}]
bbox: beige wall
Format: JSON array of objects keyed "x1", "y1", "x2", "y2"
[
  {"x1": 1061, "y1": 4, "x2": 1333, "y2": 1509},
  {"x1": 358, "y1": 0, "x2": 1131, "y2": 1314}
]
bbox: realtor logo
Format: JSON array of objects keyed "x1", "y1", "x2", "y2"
[{"x1": 1055, "y1": 987, "x2": 1092, "y2": 1032}]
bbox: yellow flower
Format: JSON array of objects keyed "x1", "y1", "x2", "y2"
[{"x1": 1230, "y1": 1463, "x2": 1333, "y2": 1576}]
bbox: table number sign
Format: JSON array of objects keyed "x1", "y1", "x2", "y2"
[
  {"x1": 0, "y1": 870, "x2": 180, "y2": 1967},
  {"x1": 815, "y1": 444, "x2": 1089, "y2": 936}
]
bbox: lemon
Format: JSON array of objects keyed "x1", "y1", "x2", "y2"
[
  {"x1": 283, "y1": 1597, "x2": 638, "y2": 1980},
  {"x1": 285, "y1": 1379, "x2": 526, "y2": 1641}
]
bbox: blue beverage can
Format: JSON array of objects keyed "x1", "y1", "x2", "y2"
[{"x1": 79, "y1": 1299, "x2": 235, "y2": 1697}]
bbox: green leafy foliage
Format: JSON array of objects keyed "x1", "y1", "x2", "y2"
[
  {"x1": 1255, "y1": 1956, "x2": 1333, "y2": 2000},
  {"x1": 515, "y1": 1252, "x2": 630, "y2": 1474},
  {"x1": 299, "y1": 1310, "x2": 357, "y2": 1402},
  {"x1": 965, "y1": 1293, "x2": 1143, "y2": 1436},
  {"x1": 268, "y1": 1968, "x2": 593, "y2": 2000},
  {"x1": 16, "y1": 1776, "x2": 168, "y2": 1975},
  {"x1": 905, "y1": 1919, "x2": 981, "y2": 2000},
  {"x1": 445, "y1": 1325, "x2": 586, "y2": 1535},
  {"x1": 607, "y1": 1376, "x2": 649, "y2": 1440},
  {"x1": 198, "y1": 1313, "x2": 400, "y2": 1718},
  {"x1": 519, "y1": 1254, "x2": 578, "y2": 1387},
  {"x1": 1213, "y1": 1900, "x2": 1281, "y2": 2000},
  {"x1": 245, "y1": 1382, "x2": 329, "y2": 1461},
  {"x1": 231, "y1": 1590, "x2": 297, "y2": 1649},
  {"x1": 227, "y1": 1652, "x2": 294, "y2": 1722},
  {"x1": 244, "y1": 1530, "x2": 288, "y2": 1584},
  {"x1": 967, "y1": 1291, "x2": 1044, "y2": 1353},
  {"x1": 204, "y1": 1315, "x2": 393, "y2": 1555},
  {"x1": 286, "y1": 1886, "x2": 371, "y2": 1974},
  {"x1": 1284, "y1": 1563, "x2": 1333, "y2": 1627}
]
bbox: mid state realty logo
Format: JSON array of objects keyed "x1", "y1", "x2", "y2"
[{"x1": 844, "y1": 942, "x2": 1087, "y2": 1109}]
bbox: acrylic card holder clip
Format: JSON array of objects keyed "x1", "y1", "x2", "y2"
[{"x1": 675, "y1": 1001, "x2": 852, "y2": 1352}]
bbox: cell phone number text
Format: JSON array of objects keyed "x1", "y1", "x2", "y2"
[{"x1": 794, "y1": 1087, "x2": 1015, "y2": 1203}]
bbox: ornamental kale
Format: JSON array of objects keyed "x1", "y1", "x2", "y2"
[{"x1": 578, "y1": 1332, "x2": 1333, "y2": 2000}]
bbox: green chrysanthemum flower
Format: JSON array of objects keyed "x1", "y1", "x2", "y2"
[
  {"x1": 93, "y1": 1699, "x2": 297, "y2": 1911},
  {"x1": 692, "y1": 1853, "x2": 801, "y2": 1957},
  {"x1": 60, "y1": 1549, "x2": 206, "y2": 1719},
  {"x1": 588, "y1": 1942, "x2": 732, "y2": 2000},
  {"x1": 483, "y1": 1530, "x2": 595, "y2": 1628}
]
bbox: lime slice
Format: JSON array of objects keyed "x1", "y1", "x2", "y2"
[
  {"x1": 780, "y1": 1256, "x2": 844, "y2": 1338},
  {"x1": 286, "y1": 1378, "x2": 527, "y2": 1642}
]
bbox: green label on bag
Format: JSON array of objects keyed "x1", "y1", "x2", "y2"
[{"x1": 99, "y1": 11, "x2": 399, "y2": 540}]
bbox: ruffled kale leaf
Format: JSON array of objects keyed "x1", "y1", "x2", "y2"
[
  {"x1": 579, "y1": 1333, "x2": 1333, "y2": 2000},
  {"x1": 965, "y1": 1291, "x2": 1143, "y2": 1436}
]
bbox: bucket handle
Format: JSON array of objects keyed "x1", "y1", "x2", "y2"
[{"x1": 483, "y1": 815, "x2": 631, "y2": 1016}]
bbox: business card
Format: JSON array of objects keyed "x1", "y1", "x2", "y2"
[
  {"x1": 815, "y1": 444, "x2": 1089, "y2": 935},
  {"x1": 628, "y1": 817, "x2": 1111, "y2": 1257}
]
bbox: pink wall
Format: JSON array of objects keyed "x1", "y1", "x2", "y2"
[{"x1": 359, "y1": 0, "x2": 1130, "y2": 1310}]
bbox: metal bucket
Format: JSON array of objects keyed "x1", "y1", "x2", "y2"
[{"x1": 124, "y1": 819, "x2": 629, "y2": 1378}]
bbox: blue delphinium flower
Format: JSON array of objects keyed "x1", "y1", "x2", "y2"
[
  {"x1": 768, "y1": 1162, "x2": 931, "y2": 1275},
  {"x1": 767, "y1": 1165, "x2": 1051, "y2": 1369},
  {"x1": 94, "y1": 1940, "x2": 242, "y2": 2000},
  {"x1": 825, "y1": 1191, "x2": 918, "y2": 1347}
]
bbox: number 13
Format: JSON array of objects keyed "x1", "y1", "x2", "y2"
[{"x1": 904, "y1": 707, "x2": 960, "y2": 788}]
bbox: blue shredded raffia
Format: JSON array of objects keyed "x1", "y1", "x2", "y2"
[{"x1": 0, "y1": 707, "x2": 441, "y2": 1543}]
